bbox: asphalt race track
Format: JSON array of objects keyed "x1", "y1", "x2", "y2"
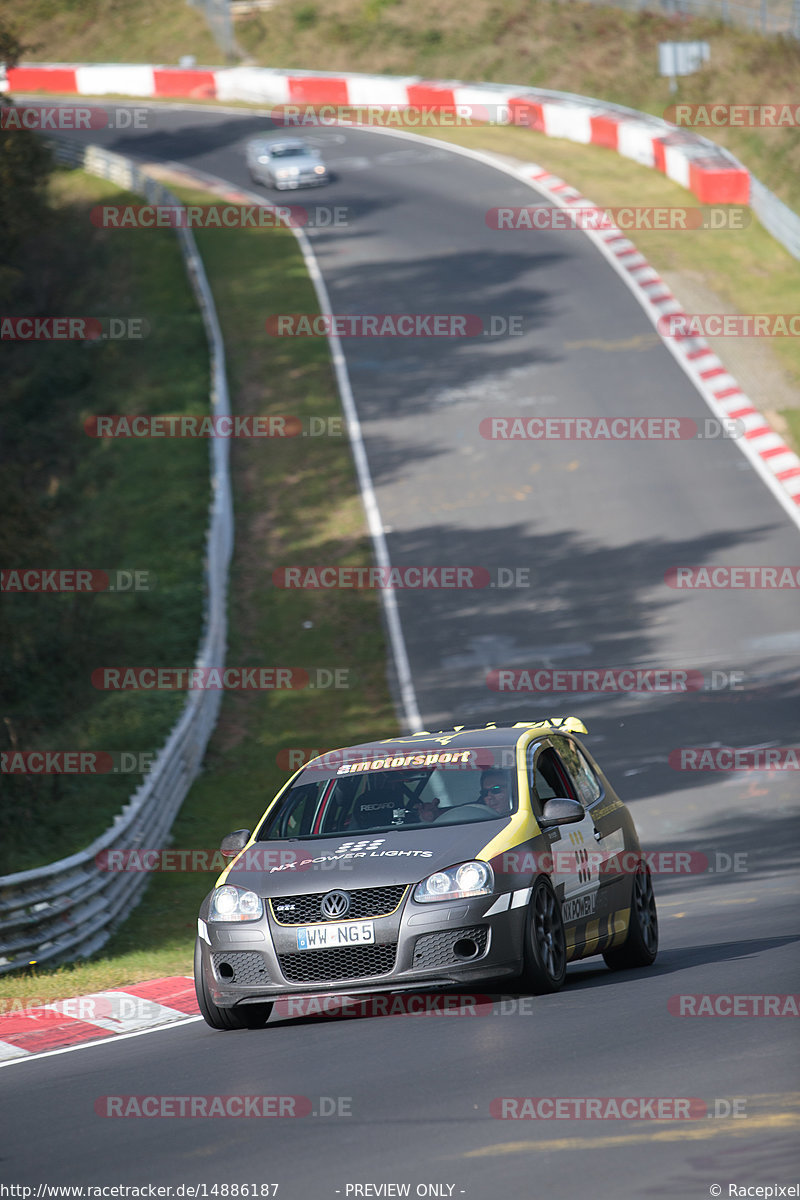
[{"x1": 3, "y1": 103, "x2": 799, "y2": 1199}]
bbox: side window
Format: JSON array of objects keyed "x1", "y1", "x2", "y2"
[
  {"x1": 528, "y1": 743, "x2": 576, "y2": 814},
  {"x1": 551, "y1": 737, "x2": 602, "y2": 808},
  {"x1": 277, "y1": 784, "x2": 320, "y2": 837}
]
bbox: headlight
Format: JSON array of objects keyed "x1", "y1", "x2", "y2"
[
  {"x1": 414, "y1": 861, "x2": 494, "y2": 903},
  {"x1": 257, "y1": 155, "x2": 270, "y2": 163},
  {"x1": 209, "y1": 885, "x2": 263, "y2": 922},
  {"x1": 313, "y1": 164, "x2": 326, "y2": 175}
]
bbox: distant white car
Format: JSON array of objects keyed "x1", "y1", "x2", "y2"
[{"x1": 245, "y1": 135, "x2": 329, "y2": 190}]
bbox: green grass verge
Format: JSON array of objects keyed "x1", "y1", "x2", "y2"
[
  {"x1": 1, "y1": 167, "x2": 209, "y2": 873},
  {"x1": 0, "y1": 184, "x2": 398, "y2": 1003}
]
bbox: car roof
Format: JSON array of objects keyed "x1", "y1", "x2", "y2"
[
  {"x1": 252, "y1": 136, "x2": 311, "y2": 150},
  {"x1": 309, "y1": 717, "x2": 588, "y2": 762}
]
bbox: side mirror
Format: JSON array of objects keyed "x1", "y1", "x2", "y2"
[
  {"x1": 539, "y1": 797, "x2": 585, "y2": 826},
  {"x1": 220, "y1": 829, "x2": 251, "y2": 857}
]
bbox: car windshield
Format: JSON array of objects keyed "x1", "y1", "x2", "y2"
[
  {"x1": 270, "y1": 146, "x2": 309, "y2": 158},
  {"x1": 256, "y1": 754, "x2": 518, "y2": 840}
]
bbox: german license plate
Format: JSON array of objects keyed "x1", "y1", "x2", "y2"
[{"x1": 296, "y1": 921, "x2": 375, "y2": 950}]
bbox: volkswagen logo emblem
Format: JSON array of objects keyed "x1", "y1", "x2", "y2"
[{"x1": 320, "y1": 890, "x2": 350, "y2": 920}]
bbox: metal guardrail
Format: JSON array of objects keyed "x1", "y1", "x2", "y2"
[
  {"x1": 0, "y1": 141, "x2": 233, "y2": 974},
  {"x1": 750, "y1": 174, "x2": 800, "y2": 261}
]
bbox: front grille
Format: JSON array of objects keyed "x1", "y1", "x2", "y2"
[
  {"x1": 211, "y1": 951, "x2": 271, "y2": 986},
  {"x1": 412, "y1": 927, "x2": 489, "y2": 970},
  {"x1": 278, "y1": 944, "x2": 397, "y2": 983},
  {"x1": 271, "y1": 885, "x2": 407, "y2": 925}
]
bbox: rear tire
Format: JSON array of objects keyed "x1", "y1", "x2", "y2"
[
  {"x1": 603, "y1": 864, "x2": 658, "y2": 970},
  {"x1": 521, "y1": 878, "x2": 567, "y2": 994},
  {"x1": 194, "y1": 938, "x2": 273, "y2": 1030}
]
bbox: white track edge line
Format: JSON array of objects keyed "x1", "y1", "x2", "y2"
[
  {"x1": 152, "y1": 159, "x2": 424, "y2": 731},
  {"x1": 291, "y1": 219, "x2": 424, "y2": 734}
]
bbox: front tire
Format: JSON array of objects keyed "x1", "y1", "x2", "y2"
[
  {"x1": 521, "y1": 878, "x2": 567, "y2": 994},
  {"x1": 603, "y1": 864, "x2": 658, "y2": 970},
  {"x1": 194, "y1": 938, "x2": 273, "y2": 1030}
]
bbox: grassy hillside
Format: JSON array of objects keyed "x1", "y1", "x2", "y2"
[{"x1": 0, "y1": 0, "x2": 219, "y2": 67}]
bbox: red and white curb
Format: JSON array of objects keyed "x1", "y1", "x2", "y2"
[
  {"x1": 522, "y1": 163, "x2": 800, "y2": 520},
  {"x1": 7, "y1": 62, "x2": 748, "y2": 204},
  {"x1": 0, "y1": 976, "x2": 199, "y2": 1063}
]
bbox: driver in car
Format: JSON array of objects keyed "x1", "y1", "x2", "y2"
[{"x1": 478, "y1": 769, "x2": 513, "y2": 815}]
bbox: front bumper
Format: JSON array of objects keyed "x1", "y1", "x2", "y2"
[
  {"x1": 274, "y1": 174, "x2": 328, "y2": 190},
  {"x1": 198, "y1": 890, "x2": 527, "y2": 1009}
]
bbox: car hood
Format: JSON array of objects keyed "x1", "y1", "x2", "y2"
[{"x1": 223, "y1": 821, "x2": 510, "y2": 895}]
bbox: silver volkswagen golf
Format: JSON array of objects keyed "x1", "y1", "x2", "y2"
[{"x1": 194, "y1": 717, "x2": 658, "y2": 1029}]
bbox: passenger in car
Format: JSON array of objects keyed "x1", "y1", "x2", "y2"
[{"x1": 403, "y1": 795, "x2": 442, "y2": 823}]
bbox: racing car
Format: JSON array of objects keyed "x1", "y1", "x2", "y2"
[
  {"x1": 245, "y1": 135, "x2": 329, "y2": 190},
  {"x1": 194, "y1": 717, "x2": 658, "y2": 1028}
]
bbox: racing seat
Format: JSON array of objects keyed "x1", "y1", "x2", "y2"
[{"x1": 351, "y1": 788, "x2": 397, "y2": 829}]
